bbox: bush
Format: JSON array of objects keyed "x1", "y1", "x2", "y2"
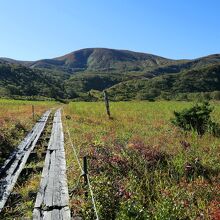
[
  {"x1": 172, "y1": 102, "x2": 220, "y2": 136},
  {"x1": 211, "y1": 91, "x2": 220, "y2": 100}
]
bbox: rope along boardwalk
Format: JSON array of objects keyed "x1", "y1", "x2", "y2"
[
  {"x1": 65, "y1": 115, "x2": 99, "y2": 220},
  {"x1": 33, "y1": 109, "x2": 71, "y2": 220},
  {"x1": 0, "y1": 110, "x2": 51, "y2": 212}
]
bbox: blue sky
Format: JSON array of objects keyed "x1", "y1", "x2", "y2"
[{"x1": 0, "y1": 0, "x2": 219, "y2": 60}]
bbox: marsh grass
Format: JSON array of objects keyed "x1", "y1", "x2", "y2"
[
  {"x1": 64, "y1": 101, "x2": 220, "y2": 219},
  {"x1": 0, "y1": 99, "x2": 57, "y2": 165}
]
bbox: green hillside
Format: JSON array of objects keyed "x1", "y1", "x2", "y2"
[
  {"x1": 1, "y1": 48, "x2": 220, "y2": 101},
  {"x1": 2, "y1": 49, "x2": 220, "y2": 75},
  {"x1": 0, "y1": 63, "x2": 67, "y2": 99},
  {"x1": 106, "y1": 64, "x2": 220, "y2": 100},
  {"x1": 27, "y1": 48, "x2": 174, "y2": 72}
]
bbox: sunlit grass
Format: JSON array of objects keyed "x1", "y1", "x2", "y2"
[
  {"x1": 0, "y1": 98, "x2": 57, "y2": 120},
  {"x1": 0, "y1": 99, "x2": 219, "y2": 218},
  {"x1": 0, "y1": 99, "x2": 58, "y2": 165},
  {"x1": 64, "y1": 101, "x2": 220, "y2": 219}
]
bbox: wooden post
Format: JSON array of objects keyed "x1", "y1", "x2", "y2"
[
  {"x1": 83, "y1": 156, "x2": 88, "y2": 198},
  {"x1": 32, "y1": 105, "x2": 35, "y2": 121},
  {"x1": 103, "y1": 90, "x2": 111, "y2": 118}
]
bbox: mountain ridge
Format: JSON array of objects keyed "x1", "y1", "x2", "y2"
[
  {"x1": 0, "y1": 48, "x2": 220, "y2": 101},
  {"x1": 2, "y1": 48, "x2": 219, "y2": 71}
]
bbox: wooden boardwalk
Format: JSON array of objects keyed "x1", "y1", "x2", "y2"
[
  {"x1": 0, "y1": 110, "x2": 51, "y2": 212},
  {"x1": 33, "y1": 109, "x2": 71, "y2": 220}
]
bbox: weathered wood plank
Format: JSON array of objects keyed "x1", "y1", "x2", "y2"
[
  {"x1": 53, "y1": 150, "x2": 61, "y2": 206},
  {"x1": 34, "y1": 150, "x2": 51, "y2": 208},
  {"x1": 43, "y1": 210, "x2": 52, "y2": 220},
  {"x1": 33, "y1": 208, "x2": 41, "y2": 219},
  {"x1": 51, "y1": 209, "x2": 60, "y2": 220},
  {"x1": 44, "y1": 150, "x2": 56, "y2": 207},
  {"x1": 60, "y1": 206, "x2": 71, "y2": 220},
  {"x1": 0, "y1": 110, "x2": 51, "y2": 212},
  {"x1": 33, "y1": 207, "x2": 71, "y2": 220},
  {"x1": 34, "y1": 109, "x2": 70, "y2": 220}
]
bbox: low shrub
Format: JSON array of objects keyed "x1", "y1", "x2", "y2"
[{"x1": 172, "y1": 102, "x2": 220, "y2": 136}]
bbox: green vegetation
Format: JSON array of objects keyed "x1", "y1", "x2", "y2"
[
  {"x1": 0, "y1": 100, "x2": 219, "y2": 218},
  {"x1": 1, "y1": 49, "x2": 220, "y2": 101},
  {"x1": 172, "y1": 102, "x2": 220, "y2": 136},
  {"x1": 64, "y1": 101, "x2": 220, "y2": 219},
  {"x1": 0, "y1": 63, "x2": 68, "y2": 99},
  {"x1": 107, "y1": 64, "x2": 220, "y2": 101}
]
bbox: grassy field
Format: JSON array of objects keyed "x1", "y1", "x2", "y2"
[
  {"x1": 63, "y1": 101, "x2": 220, "y2": 219},
  {"x1": 0, "y1": 100, "x2": 219, "y2": 219},
  {"x1": 0, "y1": 99, "x2": 58, "y2": 219},
  {"x1": 0, "y1": 99, "x2": 57, "y2": 166}
]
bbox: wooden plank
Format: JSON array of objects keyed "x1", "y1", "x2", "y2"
[
  {"x1": 34, "y1": 109, "x2": 70, "y2": 220},
  {"x1": 44, "y1": 150, "x2": 56, "y2": 207},
  {"x1": 34, "y1": 150, "x2": 51, "y2": 208},
  {"x1": 0, "y1": 110, "x2": 51, "y2": 212},
  {"x1": 33, "y1": 208, "x2": 41, "y2": 219},
  {"x1": 34, "y1": 207, "x2": 71, "y2": 220},
  {"x1": 53, "y1": 150, "x2": 61, "y2": 207},
  {"x1": 60, "y1": 207, "x2": 71, "y2": 220},
  {"x1": 51, "y1": 209, "x2": 60, "y2": 220},
  {"x1": 43, "y1": 210, "x2": 52, "y2": 220}
]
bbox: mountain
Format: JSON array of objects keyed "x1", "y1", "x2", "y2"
[
  {"x1": 0, "y1": 48, "x2": 220, "y2": 101},
  {"x1": 52, "y1": 48, "x2": 174, "y2": 71},
  {"x1": 1, "y1": 48, "x2": 174, "y2": 72},
  {"x1": 0, "y1": 58, "x2": 32, "y2": 66},
  {"x1": 1, "y1": 49, "x2": 220, "y2": 74}
]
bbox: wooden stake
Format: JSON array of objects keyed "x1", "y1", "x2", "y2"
[
  {"x1": 103, "y1": 90, "x2": 111, "y2": 118},
  {"x1": 32, "y1": 105, "x2": 35, "y2": 121},
  {"x1": 83, "y1": 156, "x2": 88, "y2": 198}
]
